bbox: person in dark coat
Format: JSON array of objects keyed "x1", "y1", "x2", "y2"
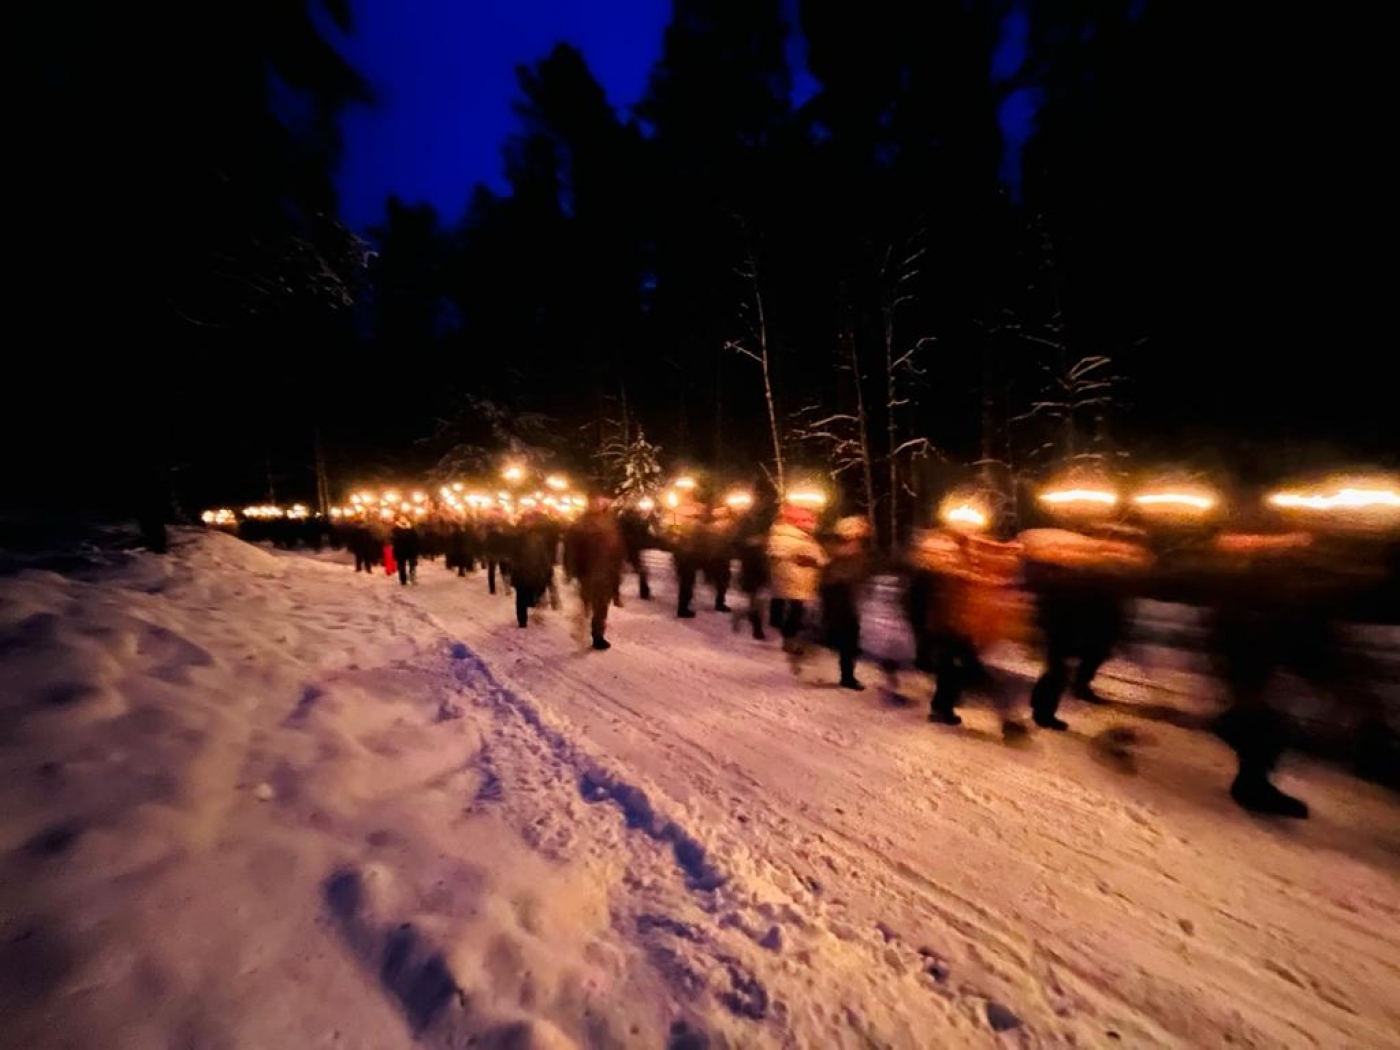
[
  {"x1": 617, "y1": 505, "x2": 655, "y2": 601},
  {"x1": 566, "y1": 494, "x2": 626, "y2": 650},
  {"x1": 348, "y1": 521, "x2": 377, "y2": 574},
  {"x1": 820, "y1": 516, "x2": 872, "y2": 689},
  {"x1": 701, "y1": 504, "x2": 738, "y2": 612},
  {"x1": 1019, "y1": 526, "x2": 1150, "y2": 730},
  {"x1": 1196, "y1": 527, "x2": 1396, "y2": 817},
  {"x1": 483, "y1": 511, "x2": 516, "y2": 595},
  {"x1": 391, "y1": 516, "x2": 421, "y2": 586},
  {"x1": 734, "y1": 502, "x2": 773, "y2": 640},
  {"x1": 668, "y1": 494, "x2": 706, "y2": 618},
  {"x1": 444, "y1": 520, "x2": 473, "y2": 576},
  {"x1": 512, "y1": 511, "x2": 557, "y2": 628}
]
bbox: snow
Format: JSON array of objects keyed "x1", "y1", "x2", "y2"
[{"x1": 2, "y1": 530, "x2": 1397, "y2": 1049}]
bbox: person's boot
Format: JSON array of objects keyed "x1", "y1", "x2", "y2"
[
  {"x1": 1000, "y1": 719, "x2": 1031, "y2": 743},
  {"x1": 677, "y1": 606, "x2": 696, "y2": 619},
  {"x1": 1230, "y1": 775, "x2": 1308, "y2": 818},
  {"x1": 1031, "y1": 673, "x2": 1068, "y2": 730},
  {"x1": 639, "y1": 582, "x2": 651, "y2": 600},
  {"x1": 591, "y1": 634, "x2": 611, "y2": 651},
  {"x1": 929, "y1": 703, "x2": 962, "y2": 726},
  {"x1": 839, "y1": 654, "x2": 863, "y2": 690}
]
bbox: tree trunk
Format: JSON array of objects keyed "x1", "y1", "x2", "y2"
[
  {"x1": 314, "y1": 427, "x2": 331, "y2": 517},
  {"x1": 843, "y1": 310, "x2": 877, "y2": 534},
  {"x1": 752, "y1": 277, "x2": 785, "y2": 495},
  {"x1": 884, "y1": 303, "x2": 898, "y2": 549}
]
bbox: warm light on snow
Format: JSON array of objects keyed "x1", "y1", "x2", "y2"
[{"x1": 2, "y1": 531, "x2": 1394, "y2": 1048}]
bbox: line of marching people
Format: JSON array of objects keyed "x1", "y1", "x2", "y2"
[
  {"x1": 334, "y1": 485, "x2": 1397, "y2": 823},
  {"x1": 643, "y1": 484, "x2": 1398, "y2": 822}
]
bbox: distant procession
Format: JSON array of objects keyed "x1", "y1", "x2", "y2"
[{"x1": 207, "y1": 459, "x2": 1400, "y2": 823}]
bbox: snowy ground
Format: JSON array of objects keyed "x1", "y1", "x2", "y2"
[{"x1": 2, "y1": 531, "x2": 1397, "y2": 1049}]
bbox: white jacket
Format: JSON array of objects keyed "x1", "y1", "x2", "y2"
[{"x1": 767, "y1": 521, "x2": 827, "y2": 600}]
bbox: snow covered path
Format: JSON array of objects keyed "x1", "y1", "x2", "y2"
[{"x1": 2, "y1": 533, "x2": 1397, "y2": 1049}]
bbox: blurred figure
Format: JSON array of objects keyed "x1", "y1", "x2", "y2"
[
  {"x1": 668, "y1": 492, "x2": 706, "y2": 618},
  {"x1": 821, "y1": 516, "x2": 872, "y2": 689},
  {"x1": 617, "y1": 502, "x2": 655, "y2": 601},
  {"x1": 445, "y1": 519, "x2": 474, "y2": 577},
  {"x1": 1019, "y1": 525, "x2": 1151, "y2": 730},
  {"x1": 542, "y1": 510, "x2": 564, "y2": 610},
  {"x1": 566, "y1": 492, "x2": 626, "y2": 650},
  {"x1": 484, "y1": 509, "x2": 516, "y2": 596},
  {"x1": 391, "y1": 515, "x2": 420, "y2": 586},
  {"x1": 734, "y1": 500, "x2": 773, "y2": 640},
  {"x1": 767, "y1": 501, "x2": 827, "y2": 658},
  {"x1": 375, "y1": 517, "x2": 395, "y2": 576},
  {"x1": 512, "y1": 510, "x2": 556, "y2": 628},
  {"x1": 1201, "y1": 527, "x2": 1395, "y2": 818},
  {"x1": 910, "y1": 527, "x2": 1029, "y2": 738},
  {"x1": 702, "y1": 503, "x2": 737, "y2": 612},
  {"x1": 347, "y1": 519, "x2": 377, "y2": 574}
]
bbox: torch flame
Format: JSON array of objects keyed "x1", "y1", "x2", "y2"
[
  {"x1": 1133, "y1": 492, "x2": 1216, "y2": 511},
  {"x1": 1268, "y1": 488, "x2": 1400, "y2": 511},
  {"x1": 1040, "y1": 488, "x2": 1119, "y2": 507},
  {"x1": 944, "y1": 503, "x2": 988, "y2": 528}
]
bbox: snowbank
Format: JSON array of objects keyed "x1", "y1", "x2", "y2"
[{"x1": 0, "y1": 533, "x2": 678, "y2": 1048}]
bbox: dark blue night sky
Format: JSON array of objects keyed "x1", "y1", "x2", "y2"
[
  {"x1": 332, "y1": 0, "x2": 1033, "y2": 232},
  {"x1": 331, "y1": 0, "x2": 672, "y2": 231}
]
